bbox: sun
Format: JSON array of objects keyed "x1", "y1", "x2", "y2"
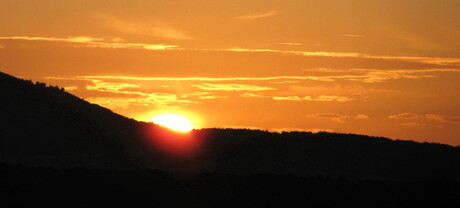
[{"x1": 151, "y1": 114, "x2": 194, "y2": 133}]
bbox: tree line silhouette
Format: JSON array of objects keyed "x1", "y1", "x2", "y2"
[{"x1": 1, "y1": 71, "x2": 459, "y2": 206}]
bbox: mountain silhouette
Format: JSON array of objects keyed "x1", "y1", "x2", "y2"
[
  {"x1": 0, "y1": 71, "x2": 165, "y2": 169},
  {"x1": 2, "y1": 71, "x2": 460, "y2": 207},
  {"x1": 1, "y1": 71, "x2": 460, "y2": 181}
]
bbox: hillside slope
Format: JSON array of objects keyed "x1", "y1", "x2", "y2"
[
  {"x1": 0, "y1": 71, "x2": 162, "y2": 169},
  {"x1": 1, "y1": 71, "x2": 459, "y2": 181}
]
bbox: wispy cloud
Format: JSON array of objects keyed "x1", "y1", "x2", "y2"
[
  {"x1": 85, "y1": 80, "x2": 140, "y2": 94},
  {"x1": 225, "y1": 48, "x2": 460, "y2": 67},
  {"x1": 399, "y1": 122, "x2": 428, "y2": 127},
  {"x1": 192, "y1": 83, "x2": 274, "y2": 91},
  {"x1": 46, "y1": 68, "x2": 460, "y2": 85},
  {"x1": 0, "y1": 36, "x2": 101, "y2": 43},
  {"x1": 4, "y1": 35, "x2": 459, "y2": 67},
  {"x1": 303, "y1": 95, "x2": 353, "y2": 102},
  {"x1": 375, "y1": 25, "x2": 444, "y2": 51},
  {"x1": 275, "y1": 42, "x2": 303, "y2": 46},
  {"x1": 95, "y1": 14, "x2": 192, "y2": 40},
  {"x1": 0, "y1": 36, "x2": 178, "y2": 50},
  {"x1": 426, "y1": 114, "x2": 460, "y2": 124},
  {"x1": 241, "y1": 93, "x2": 265, "y2": 98},
  {"x1": 306, "y1": 113, "x2": 369, "y2": 123},
  {"x1": 82, "y1": 79, "x2": 195, "y2": 109},
  {"x1": 57, "y1": 75, "x2": 335, "y2": 82},
  {"x1": 387, "y1": 113, "x2": 460, "y2": 127},
  {"x1": 289, "y1": 84, "x2": 396, "y2": 96},
  {"x1": 63, "y1": 86, "x2": 78, "y2": 91},
  {"x1": 273, "y1": 96, "x2": 302, "y2": 101},
  {"x1": 236, "y1": 10, "x2": 280, "y2": 20},
  {"x1": 343, "y1": 34, "x2": 366, "y2": 38},
  {"x1": 389, "y1": 113, "x2": 421, "y2": 120},
  {"x1": 355, "y1": 114, "x2": 370, "y2": 120},
  {"x1": 182, "y1": 92, "x2": 229, "y2": 100},
  {"x1": 273, "y1": 95, "x2": 352, "y2": 102}
]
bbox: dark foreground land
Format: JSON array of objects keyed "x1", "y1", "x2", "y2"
[
  {"x1": 2, "y1": 163, "x2": 459, "y2": 207},
  {"x1": 1, "y1": 71, "x2": 460, "y2": 207}
]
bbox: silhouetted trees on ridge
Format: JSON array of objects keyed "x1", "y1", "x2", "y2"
[
  {"x1": 1, "y1": 70, "x2": 460, "y2": 181},
  {"x1": 2, "y1": 71, "x2": 460, "y2": 206}
]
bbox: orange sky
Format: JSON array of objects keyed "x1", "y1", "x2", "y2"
[{"x1": 1, "y1": 0, "x2": 460, "y2": 145}]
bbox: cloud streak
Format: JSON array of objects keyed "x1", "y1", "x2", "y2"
[
  {"x1": 273, "y1": 96, "x2": 302, "y2": 101},
  {"x1": 0, "y1": 36, "x2": 178, "y2": 50},
  {"x1": 82, "y1": 79, "x2": 195, "y2": 109},
  {"x1": 306, "y1": 113, "x2": 369, "y2": 123},
  {"x1": 95, "y1": 15, "x2": 192, "y2": 40},
  {"x1": 3, "y1": 36, "x2": 460, "y2": 67},
  {"x1": 389, "y1": 113, "x2": 421, "y2": 120},
  {"x1": 193, "y1": 83, "x2": 274, "y2": 91},
  {"x1": 273, "y1": 95, "x2": 353, "y2": 102},
  {"x1": 45, "y1": 68, "x2": 460, "y2": 85},
  {"x1": 236, "y1": 10, "x2": 280, "y2": 20},
  {"x1": 426, "y1": 114, "x2": 460, "y2": 124},
  {"x1": 303, "y1": 95, "x2": 353, "y2": 102},
  {"x1": 225, "y1": 48, "x2": 460, "y2": 67},
  {"x1": 0, "y1": 36, "x2": 101, "y2": 43}
]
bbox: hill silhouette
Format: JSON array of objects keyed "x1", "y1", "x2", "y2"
[
  {"x1": 1, "y1": 71, "x2": 460, "y2": 181},
  {"x1": 1, "y1": 71, "x2": 460, "y2": 206}
]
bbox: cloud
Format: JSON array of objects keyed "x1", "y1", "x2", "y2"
[
  {"x1": 225, "y1": 48, "x2": 460, "y2": 67},
  {"x1": 86, "y1": 80, "x2": 141, "y2": 94},
  {"x1": 85, "y1": 93, "x2": 195, "y2": 109},
  {"x1": 63, "y1": 86, "x2": 78, "y2": 91},
  {"x1": 182, "y1": 91, "x2": 229, "y2": 99},
  {"x1": 88, "y1": 42, "x2": 178, "y2": 50},
  {"x1": 7, "y1": 36, "x2": 460, "y2": 68},
  {"x1": 193, "y1": 83, "x2": 274, "y2": 91},
  {"x1": 289, "y1": 84, "x2": 395, "y2": 96},
  {"x1": 306, "y1": 113, "x2": 369, "y2": 123},
  {"x1": 273, "y1": 95, "x2": 353, "y2": 102},
  {"x1": 241, "y1": 93, "x2": 265, "y2": 98},
  {"x1": 95, "y1": 15, "x2": 192, "y2": 40},
  {"x1": 226, "y1": 48, "x2": 361, "y2": 58},
  {"x1": 236, "y1": 10, "x2": 280, "y2": 20},
  {"x1": 0, "y1": 36, "x2": 178, "y2": 50},
  {"x1": 199, "y1": 95, "x2": 229, "y2": 99},
  {"x1": 82, "y1": 79, "x2": 195, "y2": 109},
  {"x1": 45, "y1": 67, "x2": 460, "y2": 87},
  {"x1": 45, "y1": 66, "x2": 460, "y2": 93},
  {"x1": 343, "y1": 34, "x2": 366, "y2": 38},
  {"x1": 273, "y1": 96, "x2": 302, "y2": 101},
  {"x1": 389, "y1": 113, "x2": 421, "y2": 120},
  {"x1": 62, "y1": 75, "x2": 335, "y2": 82},
  {"x1": 399, "y1": 122, "x2": 428, "y2": 127},
  {"x1": 354, "y1": 114, "x2": 370, "y2": 120},
  {"x1": 275, "y1": 42, "x2": 303, "y2": 46},
  {"x1": 303, "y1": 95, "x2": 353, "y2": 102},
  {"x1": 387, "y1": 113, "x2": 460, "y2": 127},
  {"x1": 4, "y1": 36, "x2": 460, "y2": 67},
  {"x1": 307, "y1": 113, "x2": 348, "y2": 123},
  {"x1": 0, "y1": 36, "x2": 101, "y2": 43},
  {"x1": 426, "y1": 114, "x2": 460, "y2": 124},
  {"x1": 375, "y1": 25, "x2": 445, "y2": 51}
]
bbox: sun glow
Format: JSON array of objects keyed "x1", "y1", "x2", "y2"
[{"x1": 152, "y1": 114, "x2": 194, "y2": 132}]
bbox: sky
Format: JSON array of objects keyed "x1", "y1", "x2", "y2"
[{"x1": 1, "y1": 0, "x2": 460, "y2": 145}]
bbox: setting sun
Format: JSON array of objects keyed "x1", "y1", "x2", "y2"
[{"x1": 152, "y1": 114, "x2": 194, "y2": 133}]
